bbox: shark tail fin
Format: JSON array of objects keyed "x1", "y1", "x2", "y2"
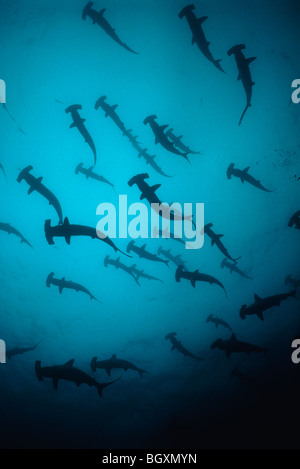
[
  {"x1": 35, "y1": 360, "x2": 44, "y2": 381},
  {"x1": 90, "y1": 357, "x2": 97, "y2": 372},
  {"x1": 97, "y1": 376, "x2": 121, "y2": 398},
  {"x1": 239, "y1": 104, "x2": 251, "y2": 126}
]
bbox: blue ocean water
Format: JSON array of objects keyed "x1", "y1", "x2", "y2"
[{"x1": 0, "y1": 0, "x2": 300, "y2": 449}]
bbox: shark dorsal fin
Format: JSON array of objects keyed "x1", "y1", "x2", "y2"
[
  {"x1": 160, "y1": 124, "x2": 169, "y2": 132},
  {"x1": 98, "y1": 8, "x2": 106, "y2": 15},
  {"x1": 111, "y1": 354, "x2": 116, "y2": 360},
  {"x1": 141, "y1": 244, "x2": 146, "y2": 249},
  {"x1": 64, "y1": 359, "x2": 74, "y2": 367},
  {"x1": 247, "y1": 57, "x2": 256, "y2": 64},
  {"x1": 231, "y1": 333, "x2": 237, "y2": 342},
  {"x1": 37, "y1": 176, "x2": 43, "y2": 183},
  {"x1": 64, "y1": 217, "x2": 70, "y2": 226},
  {"x1": 243, "y1": 166, "x2": 250, "y2": 173},
  {"x1": 254, "y1": 294, "x2": 261, "y2": 303},
  {"x1": 193, "y1": 269, "x2": 199, "y2": 274}
]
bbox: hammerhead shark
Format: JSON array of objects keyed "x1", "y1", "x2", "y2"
[
  {"x1": 95, "y1": 96, "x2": 170, "y2": 177},
  {"x1": 0, "y1": 163, "x2": 7, "y2": 180},
  {"x1": 75, "y1": 163, "x2": 116, "y2": 192},
  {"x1": 46, "y1": 272, "x2": 99, "y2": 301},
  {"x1": 227, "y1": 44, "x2": 256, "y2": 125},
  {"x1": 288, "y1": 210, "x2": 300, "y2": 230},
  {"x1": 152, "y1": 226, "x2": 187, "y2": 246},
  {"x1": 203, "y1": 223, "x2": 240, "y2": 263},
  {"x1": 127, "y1": 240, "x2": 169, "y2": 267},
  {"x1": 82, "y1": 2, "x2": 138, "y2": 54},
  {"x1": 17, "y1": 166, "x2": 63, "y2": 224},
  {"x1": 35, "y1": 359, "x2": 120, "y2": 397},
  {"x1": 165, "y1": 128, "x2": 200, "y2": 155},
  {"x1": 157, "y1": 246, "x2": 186, "y2": 268},
  {"x1": 130, "y1": 265, "x2": 164, "y2": 284},
  {"x1": 179, "y1": 4, "x2": 225, "y2": 73},
  {"x1": 227, "y1": 163, "x2": 272, "y2": 192},
  {"x1": 240, "y1": 290, "x2": 296, "y2": 320},
  {"x1": 231, "y1": 367, "x2": 256, "y2": 384},
  {"x1": 65, "y1": 104, "x2": 97, "y2": 166},
  {"x1": 175, "y1": 265, "x2": 227, "y2": 296},
  {"x1": 221, "y1": 258, "x2": 252, "y2": 280},
  {"x1": 206, "y1": 314, "x2": 232, "y2": 331},
  {"x1": 211, "y1": 333, "x2": 268, "y2": 358},
  {"x1": 143, "y1": 115, "x2": 189, "y2": 162},
  {"x1": 45, "y1": 217, "x2": 129, "y2": 257},
  {"x1": 7, "y1": 340, "x2": 42, "y2": 360},
  {"x1": 165, "y1": 332, "x2": 202, "y2": 361},
  {"x1": 0, "y1": 222, "x2": 33, "y2": 248},
  {"x1": 128, "y1": 173, "x2": 194, "y2": 226},
  {"x1": 104, "y1": 255, "x2": 140, "y2": 285},
  {"x1": 285, "y1": 274, "x2": 300, "y2": 289},
  {"x1": 91, "y1": 354, "x2": 146, "y2": 377}
]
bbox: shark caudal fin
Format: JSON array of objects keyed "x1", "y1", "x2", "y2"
[
  {"x1": 238, "y1": 104, "x2": 251, "y2": 126},
  {"x1": 46, "y1": 272, "x2": 55, "y2": 288},
  {"x1": 178, "y1": 4, "x2": 196, "y2": 19},
  {"x1": 227, "y1": 163, "x2": 235, "y2": 179},
  {"x1": 17, "y1": 165, "x2": 33, "y2": 183},
  {"x1": 143, "y1": 115, "x2": 157, "y2": 125},
  {"x1": 90, "y1": 357, "x2": 97, "y2": 372},
  {"x1": 96, "y1": 376, "x2": 121, "y2": 398},
  {"x1": 35, "y1": 360, "x2": 44, "y2": 381},
  {"x1": 240, "y1": 305, "x2": 247, "y2": 319},
  {"x1": 175, "y1": 265, "x2": 184, "y2": 282},
  {"x1": 227, "y1": 44, "x2": 246, "y2": 56}
]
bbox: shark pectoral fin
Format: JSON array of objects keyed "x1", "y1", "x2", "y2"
[
  {"x1": 70, "y1": 122, "x2": 77, "y2": 129},
  {"x1": 106, "y1": 368, "x2": 111, "y2": 377},
  {"x1": 52, "y1": 378, "x2": 59, "y2": 390},
  {"x1": 191, "y1": 279, "x2": 196, "y2": 288},
  {"x1": 151, "y1": 184, "x2": 161, "y2": 192},
  {"x1": 247, "y1": 57, "x2": 256, "y2": 64},
  {"x1": 111, "y1": 104, "x2": 118, "y2": 111},
  {"x1": 28, "y1": 186, "x2": 36, "y2": 195},
  {"x1": 160, "y1": 125, "x2": 168, "y2": 132},
  {"x1": 257, "y1": 311, "x2": 264, "y2": 321},
  {"x1": 254, "y1": 294, "x2": 261, "y2": 303},
  {"x1": 64, "y1": 359, "x2": 75, "y2": 367},
  {"x1": 59, "y1": 285, "x2": 64, "y2": 294},
  {"x1": 65, "y1": 235, "x2": 71, "y2": 245}
]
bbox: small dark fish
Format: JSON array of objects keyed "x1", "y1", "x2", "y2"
[
  {"x1": 165, "y1": 332, "x2": 202, "y2": 361},
  {"x1": 227, "y1": 163, "x2": 272, "y2": 192},
  {"x1": 7, "y1": 340, "x2": 43, "y2": 360},
  {"x1": 17, "y1": 165, "x2": 63, "y2": 224},
  {"x1": 176, "y1": 265, "x2": 227, "y2": 296},
  {"x1": 46, "y1": 272, "x2": 99, "y2": 302},
  {"x1": 91, "y1": 354, "x2": 146, "y2": 377},
  {"x1": 227, "y1": 44, "x2": 256, "y2": 125},
  {"x1": 35, "y1": 359, "x2": 120, "y2": 397},
  {"x1": 0, "y1": 222, "x2": 33, "y2": 248},
  {"x1": 82, "y1": 2, "x2": 138, "y2": 54}
]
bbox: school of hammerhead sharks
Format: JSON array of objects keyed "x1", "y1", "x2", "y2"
[{"x1": 1, "y1": 3, "x2": 299, "y2": 399}]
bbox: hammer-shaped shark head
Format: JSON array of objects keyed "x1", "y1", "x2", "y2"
[
  {"x1": 143, "y1": 115, "x2": 157, "y2": 126},
  {"x1": 165, "y1": 332, "x2": 177, "y2": 340},
  {"x1": 82, "y1": 2, "x2": 94, "y2": 20},
  {"x1": 128, "y1": 173, "x2": 149, "y2": 188},
  {"x1": 226, "y1": 163, "x2": 235, "y2": 179},
  {"x1": 239, "y1": 305, "x2": 247, "y2": 320},
  {"x1": 227, "y1": 44, "x2": 246, "y2": 56},
  {"x1": 46, "y1": 272, "x2": 55, "y2": 288},
  {"x1": 179, "y1": 4, "x2": 196, "y2": 19},
  {"x1": 17, "y1": 165, "x2": 34, "y2": 183},
  {"x1": 94, "y1": 95, "x2": 107, "y2": 110}
]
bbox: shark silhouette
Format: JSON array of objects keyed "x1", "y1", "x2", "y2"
[
  {"x1": 176, "y1": 265, "x2": 227, "y2": 296},
  {"x1": 0, "y1": 222, "x2": 33, "y2": 248},
  {"x1": 206, "y1": 314, "x2": 232, "y2": 331},
  {"x1": 165, "y1": 332, "x2": 202, "y2": 361},
  {"x1": 65, "y1": 104, "x2": 97, "y2": 166},
  {"x1": 91, "y1": 354, "x2": 146, "y2": 377},
  {"x1": 221, "y1": 258, "x2": 252, "y2": 280},
  {"x1": 227, "y1": 163, "x2": 272, "y2": 192},
  {"x1": 46, "y1": 272, "x2": 99, "y2": 301},
  {"x1": 211, "y1": 333, "x2": 268, "y2": 358},
  {"x1": 75, "y1": 163, "x2": 116, "y2": 192},
  {"x1": 240, "y1": 290, "x2": 296, "y2": 320}
]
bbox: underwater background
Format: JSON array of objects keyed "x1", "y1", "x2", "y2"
[{"x1": 0, "y1": 0, "x2": 300, "y2": 449}]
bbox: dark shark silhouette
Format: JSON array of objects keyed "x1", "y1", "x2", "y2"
[
  {"x1": 127, "y1": 240, "x2": 169, "y2": 267},
  {"x1": 130, "y1": 265, "x2": 164, "y2": 284},
  {"x1": 91, "y1": 354, "x2": 146, "y2": 377},
  {"x1": 17, "y1": 166, "x2": 63, "y2": 224},
  {"x1": 288, "y1": 210, "x2": 300, "y2": 230},
  {"x1": 206, "y1": 314, "x2": 232, "y2": 331},
  {"x1": 75, "y1": 163, "x2": 116, "y2": 192},
  {"x1": 144, "y1": 115, "x2": 189, "y2": 162},
  {"x1": 128, "y1": 173, "x2": 194, "y2": 226},
  {"x1": 1, "y1": 102, "x2": 26, "y2": 134},
  {"x1": 45, "y1": 217, "x2": 130, "y2": 257},
  {"x1": 0, "y1": 162, "x2": 7, "y2": 180},
  {"x1": 211, "y1": 333, "x2": 268, "y2": 358},
  {"x1": 95, "y1": 96, "x2": 170, "y2": 177},
  {"x1": 104, "y1": 255, "x2": 140, "y2": 285},
  {"x1": 65, "y1": 104, "x2": 97, "y2": 166},
  {"x1": 203, "y1": 223, "x2": 240, "y2": 263},
  {"x1": 285, "y1": 274, "x2": 300, "y2": 289},
  {"x1": 240, "y1": 290, "x2": 296, "y2": 320},
  {"x1": 165, "y1": 332, "x2": 202, "y2": 361},
  {"x1": 157, "y1": 246, "x2": 186, "y2": 268},
  {"x1": 165, "y1": 128, "x2": 201, "y2": 155},
  {"x1": 0, "y1": 222, "x2": 33, "y2": 248},
  {"x1": 46, "y1": 272, "x2": 99, "y2": 301},
  {"x1": 35, "y1": 359, "x2": 120, "y2": 397},
  {"x1": 231, "y1": 367, "x2": 256, "y2": 384},
  {"x1": 221, "y1": 258, "x2": 252, "y2": 280},
  {"x1": 179, "y1": 4, "x2": 225, "y2": 73},
  {"x1": 82, "y1": 2, "x2": 138, "y2": 54},
  {"x1": 7, "y1": 340, "x2": 42, "y2": 360},
  {"x1": 227, "y1": 44, "x2": 256, "y2": 125},
  {"x1": 227, "y1": 163, "x2": 272, "y2": 192},
  {"x1": 175, "y1": 265, "x2": 227, "y2": 296},
  {"x1": 152, "y1": 226, "x2": 187, "y2": 246}
]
